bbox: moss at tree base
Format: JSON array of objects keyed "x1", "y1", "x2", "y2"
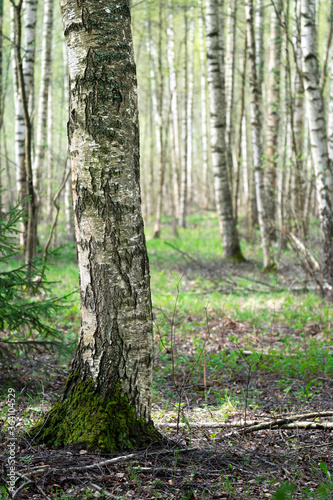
[{"x1": 29, "y1": 376, "x2": 162, "y2": 452}]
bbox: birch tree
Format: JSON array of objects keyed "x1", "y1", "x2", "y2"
[
  {"x1": 265, "y1": 1, "x2": 281, "y2": 236},
  {"x1": 205, "y1": 0, "x2": 243, "y2": 260},
  {"x1": 23, "y1": 0, "x2": 38, "y2": 116},
  {"x1": 179, "y1": 6, "x2": 189, "y2": 228},
  {"x1": 30, "y1": 0, "x2": 160, "y2": 450},
  {"x1": 245, "y1": 0, "x2": 274, "y2": 269},
  {"x1": 301, "y1": 0, "x2": 333, "y2": 284},
  {"x1": 198, "y1": 6, "x2": 210, "y2": 208},
  {"x1": 225, "y1": 0, "x2": 237, "y2": 185},
  {"x1": 10, "y1": 6, "x2": 26, "y2": 207},
  {"x1": 33, "y1": 0, "x2": 53, "y2": 190},
  {"x1": 11, "y1": 0, "x2": 38, "y2": 266},
  {"x1": 167, "y1": 5, "x2": 180, "y2": 217}
]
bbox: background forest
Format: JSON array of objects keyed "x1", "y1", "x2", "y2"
[{"x1": 1, "y1": 0, "x2": 333, "y2": 499}]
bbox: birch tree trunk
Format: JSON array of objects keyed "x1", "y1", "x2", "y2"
[
  {"x1": 327, "y1": 47, "x2": 333, "y2": 204},
  {"x1": 255, "y1": 0, "x2": 264, "y2": 97},
  {"x1": 198, "y1": 7, "x2": 209, "y2": 209},
  {"x1": 12, "y1": 0, "x2": 38, "y2": 267},
  {"x1": 46, "y1": 65, "x2": 53, "y2": 222},
  {"x1": 152, "y1": 2, "x2": 165, "y2": 239},
  {"x1": 294, "y1": 0, "x2": 306, "y2": 233},
  {"x1": 10, "y1": 6, "x2": 26, "y2": 217},
  {"x1": 301, "y1": 0, "x2": 333, "y2": 285},
  {"x1": 63, "y1": 41, "x2": 73, "y2": 239},
  {"x1": 186, "y1": 8, "x2": 194, "y2": 206},
  {"x1": 23, "y1": 0, "x2": 38, "y2": 117},
  {"x1": 31, "y1": 0, "x2": 160, "y2": 451},
  {"x1": 33, "y1": 0, "x2": 53, "y2": 191},
  {"x1": 225, "y1": 0, "x2": 237, "y2": 187},
  {"x1": 265, "y1": 1, "x2": 281, "y2": 238},
  {"x1": 167, "y1": 6, "x2": 180, "y2": 217},
  {"x1": 205, "y1": 0, "x2": 243, "y2": 260},
  {"x1": 245, "y1": 0, "x2": 274, "y2": 269},
  {"x1": 179, "y1": 7, "x2": 188, "y2": 228}
]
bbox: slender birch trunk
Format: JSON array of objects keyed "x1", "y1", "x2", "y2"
[
  {"x1": 152, "y1": 2, "x2": 165, "y2": 239},
  {"x1": 242, "y1": 114, "x2": 249, "y2": 206},
  {"x1": 62, "y1": 41, "x2": 73, "y2": 239},
  {"x1": 327, "y1": 47, "x2": 333, "y2": 204},
  {"x1": 234, "y1": 35, "x2": 247, "y2": 222},
  {"x1": 265, "y1": 1, "x2": 281, "y2": 237},
  {"x1": 10, "y1": 7, "x2": 26, "y2": 206},
  {"x1": 205, "y1": 0, "x2": 243, "y2": 260},
  {"x1": 179, "y1": 7, "x2": 188, "y2": 228},
  {"x1": 255, "y1": 0, "x2": 264, "y2": 96},
  {"x1": 33, "y1": 0, "x2": 53, "y2": 191},
  {"x1": 12, "y1": 1, "x2": 38, "y2": 267},
  {"x1": 31, "y1": 0, "x2": 160, "y2": 451},
  {"x1": 198, "y1": 7, "x2": 209, "y2": 209},
  {"x1": 301, "y1": 0, "x2": 333, "y2": 284},
  {"x1": 294, "y1": 0, "x2": 306, "y2": 233},
  {"x1": 167, "y1": 6, "x2": 180, "y2": 218},
  {"x1": 245, "y1": 0, "x2": 274, "y2": 269},
  {"x1": 186, "y1": 8, "x2": 194, "y2": 206},
  {"x1": 23, "y1": 0, "x2": 38, "y2": 117},
  {"x1": 225, "y1": 0, "x2": 237, "y2": 187},
  {"x1": 46, "y1": 65, "x2": 53, "y2": 222}
]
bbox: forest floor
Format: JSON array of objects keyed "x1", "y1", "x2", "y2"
[{"x1": 1, "y1": 214, "x2": 333, "y2": 499}]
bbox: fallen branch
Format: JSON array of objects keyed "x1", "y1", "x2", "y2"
[
  {"x1": 159, "y1": 411, "x2": 333, "y2": 432},
  {"x1": 287, "y1": 233, "x2": 332, "y2": 293},
  {"x1": 90, "y1": 483, "x2": 118, "y2": 499}
]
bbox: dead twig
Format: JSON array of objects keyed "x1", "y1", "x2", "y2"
[
  {"x1": 159, "y1": 411, "x2": 333, "y2": 432},
  {"x1": 90, "y1": 482, "x2": 118, "y2": 499}
]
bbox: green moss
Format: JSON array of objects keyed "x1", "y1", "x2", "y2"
[{"x1": 29, "y1": 377, "x2": 161, "y2": 452}]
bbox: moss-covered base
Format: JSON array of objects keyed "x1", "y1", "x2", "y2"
[
  {"x1": 225, "y1": 247, "x2": 247, "y2": 263},
  {"x1": 29, "y1": 375, "x2": 162, "y2": 452}
]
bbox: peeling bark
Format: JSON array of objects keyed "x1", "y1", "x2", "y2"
[
  {"x1": 30, "y1": 0, "x2": 159, "y2": 451},
  {"x1": 301, "y1": 0, "x2": 333, "y2": 285}
]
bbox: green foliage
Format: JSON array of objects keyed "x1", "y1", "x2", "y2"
[
  {"x1": 0, "y1": 199, "x2": 73, "y2": 359},
  {"x1": 272, "y1": 482, "x2": 295, "y2": 500}
]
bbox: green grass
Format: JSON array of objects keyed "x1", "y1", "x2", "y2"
[{"x1": 3, "y1": 214, "x2": 333, "y2": 408}]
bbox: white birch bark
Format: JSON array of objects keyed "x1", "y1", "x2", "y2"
[
  {"x1": 198, "y1": 8, "x2": 209, "y2": 209},
  {"x1": 294, "y1": 0, "x2": 306, "y2": 228},
  {"x1": 301, "y1": 0, "x2": 333, "y2": 283},
  {"x1": 265, "y1": 2, "x2": 281, "y2": 232},
  {"x1": 205, "y1": 0, "x2": 243, "y2": 259},
  {"x1": 167, "y1": 7, "x2": 180, "y2": 217},
  {"x1": 23, "y1": 0, "x2": 38, "y2": 117},
  {"x1": 10, "y1": 6, "x2": 25, "y2": 204},
  {"x1": 179, "y1": 8, "x2": 188, "y2": 228},
  {"x1": 245, "y1": 0, "x2": 274, "y2": 269},
  {"x1": 255, "y1": 0, "x2": 264, "y2": 95},
  {"x1": 225, "y1": 0, "x2": 237, "y2": 183},
  {"x1": 242, "y1": 114, "x2": 249, "y2": 205},
  {"x1": 62, "y1": 41, "x2": 73, "y2": 238},
  {"x1": 327, "y1": 48, "x2": 333, "y2": 203},
  {"x1": 186, "y1": 8, "x2": 194, "y2": 205},
  {"x1": 149, "y1": 5, "x2": 165, "y2": 239},
  {"x1": 61, "y1": 0, "x2": 154, "y2": 419},
  {"x1": 46, "y1": 66, "x2": 53, "y2": 222},
  {"x1": 33, "y1": 0, "x2": 53, "y2": 190}
]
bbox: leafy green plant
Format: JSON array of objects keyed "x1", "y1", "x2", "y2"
[{"x1": 0, "y1": 198, "x2": 73, "y2": 361}]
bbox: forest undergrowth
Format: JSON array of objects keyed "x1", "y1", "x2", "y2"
[{"x1": 0, "y1": 214, "x2": 333, "y2": 499}]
